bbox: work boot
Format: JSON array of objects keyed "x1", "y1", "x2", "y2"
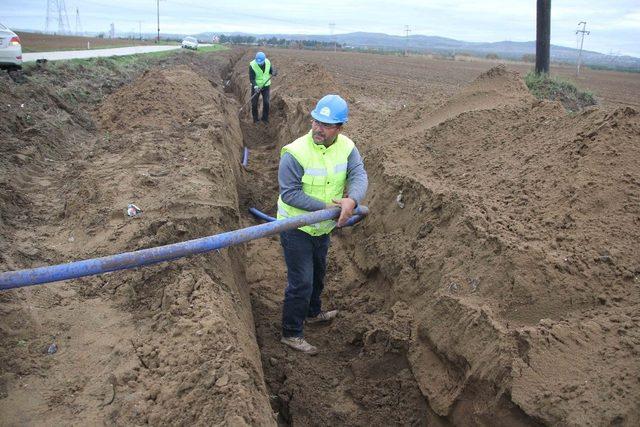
[
  {"x1": 306, "y1": 310, "x2": 338, "y2": 324},
  {"x1": 280, "y1": 336, "x2": 319, "y2": 355}
]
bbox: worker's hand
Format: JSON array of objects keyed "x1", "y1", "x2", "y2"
[
  {"x1": 253, "y1": 85, "x2": 260, "y2": 92},
  {"x1": 332, "y1": 198, "x2": 356, "y2": 227}
]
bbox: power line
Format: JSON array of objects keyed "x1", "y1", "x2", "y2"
[{"x1": 575, "y1": 21, "x2": 590, "y2": 76}]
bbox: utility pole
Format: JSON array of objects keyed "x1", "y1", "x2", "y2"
[
  {"x1": 575, "y1": 21, "x2": 590, "y2": 76},
  {"x1": 156, "y1": 0, "x2": 160, "y2": 43},
  {"x1": 329, "y1": 22, "x2": 336, "y2": 52},
  {"x1": 404, "y1": 25, "x2": 410, "y2": 56},
  {"x1": 535, "y1": 0, "x2": 551, "y2": 74},
  {"x1": 139, "y1": 21, "x2": 142, "y2": 40}
]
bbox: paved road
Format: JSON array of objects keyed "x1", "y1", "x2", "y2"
[{"x1": 23, "y1": 45, "x2": 182, "y2": 62}]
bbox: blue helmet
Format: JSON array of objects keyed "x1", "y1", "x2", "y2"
[
  {"x1": 255, "y1": 51, "x2": 266, "y2": 65},
  {"x1": 311, "y1": 94, "x2": 349, "y2": 124}
]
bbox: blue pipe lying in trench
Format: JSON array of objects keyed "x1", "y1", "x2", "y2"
[
  {"x1": 248, "y1": 207, "x2": 276, "y2": 222},
  {"x1": 241, "y1": 147, "x2": 249, "y2": 167},
  {"x1": 0, "y1": 206, "x2": 369, "y2": 291},
  {"x1": 248, "y1": 207, "x2": 364, "y2": 228}
]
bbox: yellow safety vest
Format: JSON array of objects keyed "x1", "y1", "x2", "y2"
[
  {"x1": 277, "y1": 131, "x2": 354, "y2": 236},
  {"x1": 250, "y1": 59, "x2": 272, "y2": 88}
]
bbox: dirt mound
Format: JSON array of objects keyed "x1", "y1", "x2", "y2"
[
  {"x1": 426, "y1": 65, "x2": 532, "y2": 129},
  {"x1": 98, "y1": 65, "x2": 217, "y2": 132},
  {"x1": 354, "y1": 74, "x2": 640, "y2": 423},
  {"x1": 0, "y1": 67, "x2": 97, "y2": 275},
  {"x1": 272, "y1": 61, "x2": 350, "y2": 102},
  {"x1": 465, "y1": 64, "x2": 530, "y2": 98},
  {"x1": 64, "y1": 64, "x2": 273, "y2": 425},
  {"x1": 361, "y1": 64, "x2": 533, "y2": 143},
  {"x1": 1, "y1": 54, "x2": 274, "y2": 426}
]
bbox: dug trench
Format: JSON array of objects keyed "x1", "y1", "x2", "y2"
[{"x1": 1, "y1": 47, "x2": 639, "y2": 426}]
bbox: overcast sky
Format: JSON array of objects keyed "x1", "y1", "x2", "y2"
[{"x1": 2, "y1": 0, "x2": 639, "y2": 57}]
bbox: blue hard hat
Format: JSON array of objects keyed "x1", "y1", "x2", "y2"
[
  {"x1": 311, "y1": 94, "x2": 349, "y2": 124},
  {"x1": 255, "y1": 51, "x2": 266, "y2": 65}
]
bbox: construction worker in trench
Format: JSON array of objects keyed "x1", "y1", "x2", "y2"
[
  {"x1": 277, "y1": 94, "x2": 368, "y2": 355},
  {"x1": 249, "y1": 51, "x2": 277, "y2": 124}
]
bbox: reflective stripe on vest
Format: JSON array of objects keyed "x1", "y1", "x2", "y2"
[
  {"x1": 250, "y1": 59, "x2": 271, "y2": 88},
  {"x1": 277, "y1": 131, "x2": 354, "y2": 236}
]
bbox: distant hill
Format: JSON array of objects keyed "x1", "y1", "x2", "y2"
[{"x1": 194, "y1": 30, "x2": 640, "y2": 72}]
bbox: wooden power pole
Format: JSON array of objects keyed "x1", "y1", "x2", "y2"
[{"x1": 535, "y1": 0, "x2": 551, "y2": 74}]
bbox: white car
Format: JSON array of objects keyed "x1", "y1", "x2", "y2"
[
  {"x1": 181, "y1": 37, "x2": 198, "y2": 50},
  {"x1": 0, "y1": 23, "x2": 22, "y2": 70}
]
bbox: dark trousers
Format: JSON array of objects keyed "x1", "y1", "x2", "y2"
[
  {"x1": 280, "y1": 228, "x2": 330, "y2": 338},
  {"x1": 251, "y1": 85, "x2": 270, "y2": 122}
]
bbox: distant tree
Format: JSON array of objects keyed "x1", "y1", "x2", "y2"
[
  {"x1": 522, "y1": 54, "x2": 536, "y2": 63},
  {"x1": 486, "y1": 53, "x2": 499, "y2": 60},
  {"x1": 229, "y1": 35, "x2": 256, "y2": 44}
]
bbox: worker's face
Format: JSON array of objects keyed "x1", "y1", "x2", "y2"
[{"x1": 311, "y1": 119, "x2": 341, "y2": 145}]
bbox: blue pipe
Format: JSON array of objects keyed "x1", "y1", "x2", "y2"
[
  {"x1": 0, "y1": 206, "x2": 368, "y2": 290},
  {"x1": 241, "y1": 147, "x2": 249, "y2": 167},
  {"x1": 341, "y1": 214, "x2": 364, "y2": 228},
  {"x1": 248, "y1": 207, "x2": 276, "y2": 222},
  {"x1": 249, "y1": 207, "x2": 363, "y2": 228}
]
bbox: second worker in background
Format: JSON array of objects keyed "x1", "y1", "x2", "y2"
[{"x1": 250, "y1": 51, "x2": 277, "y2": 124}]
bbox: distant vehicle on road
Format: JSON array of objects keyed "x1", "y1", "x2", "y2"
[
  {"x1": 0, "y1": 23, "x2": 22, "y2": 70},
  {"x1": 181, "y1": 37, "x2": 198, "y2": 50}
]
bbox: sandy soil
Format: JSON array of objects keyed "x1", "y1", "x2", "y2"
[{"x1": 1, "y1": 46, "x2": 639, "y2": 426}]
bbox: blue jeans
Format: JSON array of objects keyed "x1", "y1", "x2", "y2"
[{"x1": 280, "y1": 228, "x2": 330, "y2": 338}]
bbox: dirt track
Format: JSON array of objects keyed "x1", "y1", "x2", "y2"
[{"x1": 1, "y1": 47, "x2": 639, "y2": 425}]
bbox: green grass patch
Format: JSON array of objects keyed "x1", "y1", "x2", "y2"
[
  {"x1": 195, "y1": 44, "x2": 228, "y2": 53},
  {"x1": 525, "y1": 71, "x2": 597, "y2": 111},
  {"x1": 22, "y1": 42, "x2": 179, "y2": 53},
  {"x1": 23, "y1": 49, "x2": 179, "y2": 74}
]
